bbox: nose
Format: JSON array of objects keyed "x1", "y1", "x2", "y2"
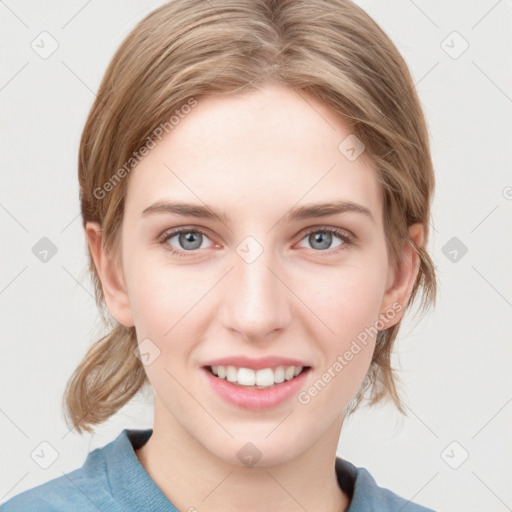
[{"x1": 218, "y1": 243, "x2": 292, "y2": 342}]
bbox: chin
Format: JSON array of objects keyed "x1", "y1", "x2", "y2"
[{"x1": 200, "y1": 424, "x2": 316, "y2": 469}]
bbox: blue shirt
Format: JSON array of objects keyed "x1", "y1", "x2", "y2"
[{"x1": 1, "y1": 428, "x2": 436, "y2": 511}]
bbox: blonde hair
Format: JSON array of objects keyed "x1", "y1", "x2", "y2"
[{"x1": 64, "y1": 0, "x2": 436, "y2": 434}]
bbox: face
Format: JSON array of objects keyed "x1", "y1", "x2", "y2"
[{"x1": 91, "y1": 83, "x2": 420, "y2": 466}]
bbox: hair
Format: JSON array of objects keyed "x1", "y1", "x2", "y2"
[{"x1": 63, "y1": 0, "x2": 437, "y2": 434}]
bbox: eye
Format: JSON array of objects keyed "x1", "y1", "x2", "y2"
[
  {"x1": 158, "y1": 225, "x2": 354, "y2": 258},
  {"x1": 296, "y1": 227, "x2": 353, "y2": 254},
  {"x1": 158, "y1": 227, "x2": 214, "y2": 257}
]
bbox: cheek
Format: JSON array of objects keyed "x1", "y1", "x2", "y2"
[
  {"x1": 291, "y1": 262, "x2": 386, "y2": 403},
  {"x1": 126, "y1": 257, "x2": 216, "y2": 383},
  {"x1": 126, "y1": 251, "x2": 206, "y2": 333},
  {"x1": 296, "y1": 259, "x2": 388, "y2": 339},
  {"x1": 127, "y1": 245, "x2": 388, "y2": 350},
  {"x1": 127, "y1": 263, "x2": 207, "y2": 404}
]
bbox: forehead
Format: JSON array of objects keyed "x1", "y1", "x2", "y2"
[{"x1": 124, "y1": 84, "x2": 382, "y2": 225}]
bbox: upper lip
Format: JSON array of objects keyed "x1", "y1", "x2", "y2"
[{"x1": 202, "y1": 356, "x2": 311, "y2": 371}]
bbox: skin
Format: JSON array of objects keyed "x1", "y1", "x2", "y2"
[{"x1": 86, "y1": 83, "x2": 423, "y2": 512}]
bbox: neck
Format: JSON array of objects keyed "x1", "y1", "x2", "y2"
[{"x1": 135, "y1": 400, "x2": 350, "y2": 512}]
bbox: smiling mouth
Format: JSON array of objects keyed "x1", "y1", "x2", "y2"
[{"x1": 205, "y1": 365, "x2": 311, "y2": 389}]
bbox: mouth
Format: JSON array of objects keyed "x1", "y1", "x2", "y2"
[{"x1": 205, "y1": 364, "x2": 311, "y2": 389}]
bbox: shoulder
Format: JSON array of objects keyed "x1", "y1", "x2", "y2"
[
  {"x1": 0, "y1": 467, "x2": 103, "y2": 512},
  {"x1": 1, "y1": 438, "x2": 113, "y2": 512},
  {"x1": 335, "y1": 458, "x2": 437, "y2": 512},
  {"x1": 0, "y1": 429, "x2": 155, "y2": 512}
]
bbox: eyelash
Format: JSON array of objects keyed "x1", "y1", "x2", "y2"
[{"x1": 157, "y1": 226, "x2": 355, "y2": 258}]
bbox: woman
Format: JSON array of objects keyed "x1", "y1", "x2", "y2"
[{"x1": 2, "y1": 0, "x2": 437, "y2": 510}]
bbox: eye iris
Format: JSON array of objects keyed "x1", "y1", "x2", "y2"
[
  {"x1": 179, "y1": 231, "x2": 202, "y2": 250},
  {"x1": 170, "y1": 230, "x2": 341, "y2": 252},
  {"x1": 310, "y1": 231, "x2": 332, "y2": 250}
]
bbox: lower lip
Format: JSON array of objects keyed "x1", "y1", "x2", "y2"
[{"x1": 202, "y1": 368, "x2": 310, "y2": 411}]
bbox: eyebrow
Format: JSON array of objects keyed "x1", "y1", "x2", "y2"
[{"x1": 141, "y1": 200, "x2": 374, "y2": 225}]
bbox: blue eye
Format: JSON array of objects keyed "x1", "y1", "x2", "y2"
[
  {"x1": 159, "y1": 228, "x2": 213, "y2": 256},
  {"x1": 297, "y1": 227, "x2": 352, "y2": 253},
  {"x1": 158, "y1": 226, "x2": 353, "y2": 258}
]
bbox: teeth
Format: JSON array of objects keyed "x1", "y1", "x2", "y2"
[
  {"x1": 209, "y1": 365, "x2": 305, "y2": 388},
  {"x1": 226, "y1": 365, "x2": 237, "y2": 382},
  {"x1": 238, "y1": 368, "x2": 256, "y2": 386},
  {"x1": 256, "y1": 368, "x2": 274, "y2": 387},
  {"x1": 284, "y1": 366, "x2": 295, "y2": 381},
  {"x1": 274, "y1": 366, "x2": 285, "y2": 384}
]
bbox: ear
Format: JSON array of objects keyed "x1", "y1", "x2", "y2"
[
  {"x1": 85, "y1": 222, "x2": 134, "y2": 327},
  {"x1": 379, "y1": 223, "x2": 424, "y2": 327}
]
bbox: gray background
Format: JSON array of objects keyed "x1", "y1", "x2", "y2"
[{"x1": 1, "y1": 1, "x2": 511, "y2": 510}]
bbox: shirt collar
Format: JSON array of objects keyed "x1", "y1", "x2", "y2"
[{"x1": 106, "y1": 428, "x2": 370, "y2": 511}]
